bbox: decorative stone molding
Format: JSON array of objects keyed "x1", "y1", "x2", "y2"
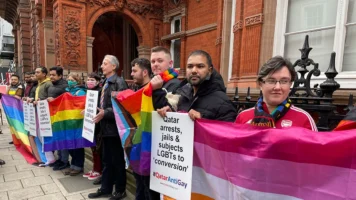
[
  {"x1": 233, "y1": 20, "x2": 243, "y2": 32},
  {"x1": 54, "y1": 6, "x2": 61, "y2": 66},
  {"x1": 63, "y1": 5, "x2": 81, "y2": 67},
  {"x1": 161, "y1": 31, "x2": 186, "y2": 41},
  {"x1": 87, "y1": 36, "x2": 95, "y2": 48},
  {"x1": 161, "y1": 23, "x2": 217, "y2": 41},
  {"x1": 126, "y1": 2, "x2": 163, "y2": 17},
  {"x1": 215, "y1": 37, "x2": 222, "y2": 45},
  {"x1": 46, "y1": 45, "x2": 55, "y2": 54},
  {"x1": 154, "y1": 23, "x2": 160, "y2": 46},
  {"x1": 88, "y1": 0, "x2": 112, "y2": 7},
  {"x1": 44, "y1": 19, "x2": 53, "y2": 29},
  {"x1": 185, "y1": 23, "x2": 217, "y2": 36},
  {"x1": 245, "y1": 13, "x2": 263, "y2": 27},
  {"x1": 164, "y1": 4, "x2": 186, "y2": 22}
]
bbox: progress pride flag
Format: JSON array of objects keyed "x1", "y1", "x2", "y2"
[{"x1": 191, "y1": 119, "x2": 356, "y2": 200}]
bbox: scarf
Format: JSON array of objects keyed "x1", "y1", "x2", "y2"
[{"x1": 250, "y1": 97, "x2": 291, "y2": 128}]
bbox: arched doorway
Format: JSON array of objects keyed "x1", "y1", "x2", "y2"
[{"x1": 92, "y1": 12, "x2": 139, "y2": 79}]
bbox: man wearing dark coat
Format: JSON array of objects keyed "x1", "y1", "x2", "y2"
[{"x1": 156, "y1": 50, "x2": 237, "y2": 122}]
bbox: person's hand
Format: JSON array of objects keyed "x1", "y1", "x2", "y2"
[
  {"x1": 93, "y1": 107, "x2": 104, "y2": 123},
  {"x1": 22, "y1": 97, "x2": 27, "y2": 101},
  {"x1": 80, "y1": 109, "x2": 85, "y2": 115},
  {"x1": 188, "y1": 109, "x2": 201, "y2": 121},
  {"x1": 157, "y1": 106, "x2": 172, "y2": 118},
  {"x1": 27, "y1": 98, "x2": 34, "y2": 103},
  {"x1": 151, "y1": 75, "x2": 164, "y2": 91},
  {"x1": 47, "y1": 97, "x2": 54, "y2": 102}
]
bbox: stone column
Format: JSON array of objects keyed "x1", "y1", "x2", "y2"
[
  {"x1": 137, "y1": 45, "x2": 151, "y2": 60},
  {"x1": 86, "y1": 36, "x2": 95, "y2": 73},
  {"x1": 44, "y1": 19, "x2": 55, "y2": 68},
  {"x1": 220, "y1": 0, "x2": 233, "y2": 85}
]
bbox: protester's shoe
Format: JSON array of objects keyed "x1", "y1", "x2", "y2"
[
  {"x1": 53, "y1": 162, "x2": 69, "y2": 171},
  {"x1": 109, "y1": 191, "x2": 126, "y2": 200},
  {"x1": 93, "y1": 176, "x2": 102, "y2": 185},
  {"x1": 69, "y1": 169, "x2": 82, "y2": 176},
  {"x1": 0, "y1": 159, "x2": 5, "y2": 165},
  {"x1": 83, "y1": 170, "x2": 93, "y2": 178},
  {"x1": 8, "y1": 141, "x2": 13, "y2": 144},
  {"x1": 49, "y1": 159, "x2": 61, "y2": 167},
  {"x1": 88, "y1": 189, "x2": 112, "y2": 199},
  {"x1": 62, "y1": 168, "x2": 72, "y2": 175},
  {"x1": 88, "y1": 171, "x2": 101, "y2": 180}
]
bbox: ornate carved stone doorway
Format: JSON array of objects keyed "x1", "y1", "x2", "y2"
[{"x1": 91, "y1": 12, "x2": 138, "y2": 79}]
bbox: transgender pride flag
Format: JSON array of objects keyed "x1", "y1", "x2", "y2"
[{"x1": 190, "y1": 119, "x2": 356, "y2": 200}]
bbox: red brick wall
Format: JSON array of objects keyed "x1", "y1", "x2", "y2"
[
  {"x1": 186, "y1": 0, "x2": 218, "y2": 30},
  {"x1": 184, "y1": 0, "x2": 220, "y2": 71},
  {"x1": 185, "y1": 31, "x2": 218, "y2": 71}
]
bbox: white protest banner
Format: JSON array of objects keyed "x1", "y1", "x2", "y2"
[
  {"x1": 36, "y1": 100, "x2": 52, "y2": 137},
  {"x1": 150, "y1": 112, "x2": 194, "y2": 200},
  {"x1": 23, "y1": 102, "x2": 30, "y2": 131},
  {"x1": 28, "y1": 103, "x2": 37, "y2": 136},
  {"x1": 82, "y1": 90, "x2": 98, "y2": 143}
]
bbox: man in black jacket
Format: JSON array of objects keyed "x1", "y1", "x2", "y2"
[
  {"x1": 150, "y1": 46, "x2": 180, "y2": 110},
  {"x1": 47, "y1": 66, "x2": 68, "y2": 101},
  {"x1": 88, "y1": 55, "x2": 128, "y2": 200},
  {"x1": 47, "y1": 66, "x2": 70, "y2": 171},
  {"x1": 157, "y1": 50, "x2": 237, "y2": 122}
]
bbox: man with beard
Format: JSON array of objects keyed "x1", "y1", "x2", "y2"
[
  {"x1": 130, "y1": 58, "x2": 156, "y2": 200},
  {"x1": 131, "y1": 58, "x2": 152, "y2": 91},
  {"x1": 23, "y1": 72, "x2": 33, "y2": 97},
  {"x1": 47, "y1": 66, "x2": 70, "y2": 170},
  {"x1": 156, "y1": 50, "x2": 237, "y2": 122},
  {"x1": 7, "y1": 74, "x2": 24, "y2": 99}
]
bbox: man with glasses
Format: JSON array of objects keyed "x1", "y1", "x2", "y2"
[{"x1": 235, "y1": 56, "x2": 317, "y2": 131}]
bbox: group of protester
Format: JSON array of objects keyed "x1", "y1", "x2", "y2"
[{"x1": 0, "y1": 45, "x2": 318, "y2": 200}]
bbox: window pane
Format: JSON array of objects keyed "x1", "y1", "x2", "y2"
[
  {"x1": 286, "y1": 0, "x2": 337, "y2": 33},
  {"x1": 172, "y1": 39, "x2": 181, "y2": 68},
  {"x1": 342, "y1": 25, "x2": 356, "y2": 71},
  {"x1": 174, "y1": 19, "x2": 181, "y2": 33},
  {"x1": 284, "y1": 29, "x2": 335, "y2": 72},
  {"x1": 347, "y1": 0, "x2": 356, "y2": 23}
]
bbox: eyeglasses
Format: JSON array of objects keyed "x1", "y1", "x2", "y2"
[{"x1": 261, "y1": 79, "x2": 291, "y2": 86}]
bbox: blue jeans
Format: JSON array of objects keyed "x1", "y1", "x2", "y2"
[
  {"x1": 68, "y1": 148, "x2": 84, "y2": 171},
  {"x1": 57, "y1": 150, "x2": 69, "y2": 163}
]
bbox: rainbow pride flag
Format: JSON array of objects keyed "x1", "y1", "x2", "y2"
[
  {"x1": 44, "y1": 93, "x2": 95, "y2": 151},
  {"x1": 189, "y1": 119, "x2": 356, "y2": 200},
  {"x1": 112, "y1": 84, "x2": 154, "y2": 175},
  {"x1": 1, "y1": 94, "x2": 37, "y2": 163},
  {"x1": 112, "y1": 68, "x2": 178, "y2": 176}
]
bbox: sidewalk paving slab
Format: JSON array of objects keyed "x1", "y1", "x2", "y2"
[
  {"x1": 8, "y1": 185, "x2": 44, "y2": 200},
  {"x1": 28, "y1": 192, "x2": 66, "y2": 200},
  {"x1": 0, "y1": 180, "x2": 23, "y2": 192},
  {"x1": 4, "y1": 170, "x2": 34, "y2": 182},
  {"x1": 21, "y1": 175, "x2": 53, "y2": 188}
]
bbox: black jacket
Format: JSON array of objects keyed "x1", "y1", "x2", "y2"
[
  {"x1": 176, "y1": 69, "x2": 237, "y2": 122},
  {"x1": 152, "y1": 78, "x2": 181, "y2": 110},
  {"x1": 100, "y1": 74, "x2": 128, "y2": 137},
  {"x1": 29, "y1": 82, "x2": 38, "y2": 99},
  {"x1": 48, "y1": 79, "x2": 68, "y2": 98}
]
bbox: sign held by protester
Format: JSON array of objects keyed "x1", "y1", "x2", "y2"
[
  {"x1": 23, "y1": 102, "x2": 30, "y2": 131},
  {"x1": 28, "y1": 103, "x2": 37, "y2": 136},
  {"x1": 150, "y1": 112, "x2": 194, "y2": 200},
  {"x1": 36, "y1": 100, "x2": 52, "y2": 137},
  {"x1": 82, "y1": 90, "x2": 98, "y2": 143}
]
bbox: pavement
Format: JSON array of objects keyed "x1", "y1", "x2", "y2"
[{"x1": 0, "y1": 116, "x2": 134, "y2": 200}]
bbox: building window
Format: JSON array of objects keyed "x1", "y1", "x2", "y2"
[
  {"x1": 171, "y1": 17, "x2": 181, "y2": 69},
  {"x1": 274, "y1": 0, "x2": 356, "y2": 88}
]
